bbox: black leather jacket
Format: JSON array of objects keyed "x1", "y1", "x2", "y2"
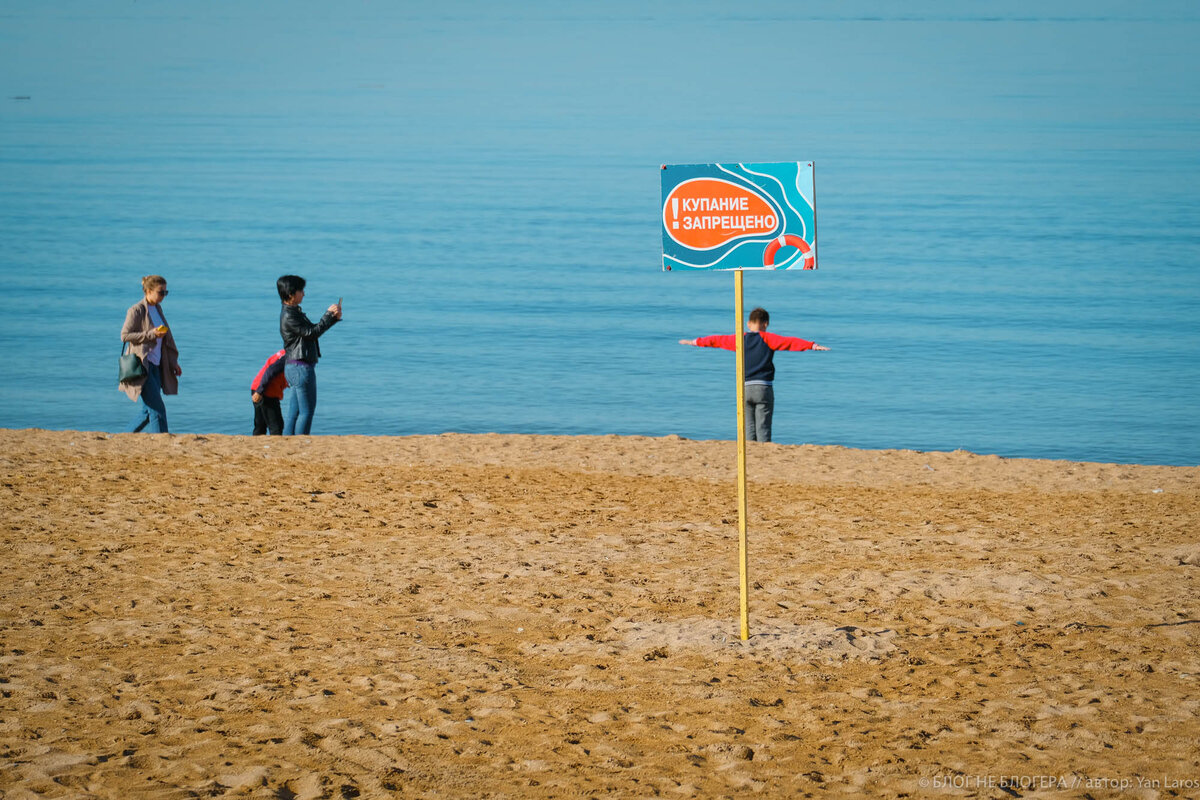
[{"x1": 280, "y1": 304, "x2": 339, "y2": 364}]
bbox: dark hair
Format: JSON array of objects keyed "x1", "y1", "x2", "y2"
[
  {"x1": 277, "y1": 275, "x2": 306, "y2": 302},
  {"x1": 749, "y1": 307, "x2": 769, "y2": 325}
]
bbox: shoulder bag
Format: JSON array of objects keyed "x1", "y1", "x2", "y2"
[{"x1": 119, "y1": 341, "x2": 147, "y2": 383}]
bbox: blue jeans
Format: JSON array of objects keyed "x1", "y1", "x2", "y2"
[
  {"x1": 283, "y1": 361, "x2": 317, "y2": 435},
  {"x1": 744, "y1": 383, "x2": 774, "y2": 442},
  {"x1": 125, "y1": 362, "x2": 167, "y2": 433}
]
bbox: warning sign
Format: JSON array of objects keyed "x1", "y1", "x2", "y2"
[
  {"x1": 664, "y1": 178, "x2": 779, "y2": 250},
  {"x1": 660, "y1": 162, "x2": 816, "y2": 271}
]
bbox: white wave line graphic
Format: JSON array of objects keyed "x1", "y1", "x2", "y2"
[
  {"x1": 737, "y1": 162, "x2": 807, "y2": 241},
  {"x1": 714, "y1": 163, "x2": 786, "y2": 225},
  {"x1": 791, "y1": 163, "x2": 813, "y2": 209},
  {"x1": 665, "y1": 238, "x2": 777, "y2": 269}
]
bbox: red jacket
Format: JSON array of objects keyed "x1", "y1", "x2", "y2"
[
  {"x1": 694, "y1": 331, "x2": 816, "y2": 383},
  {"x1": 250, "y1": 349, "x2": 288, "y2": 400}
]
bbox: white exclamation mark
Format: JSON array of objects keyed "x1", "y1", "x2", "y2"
[{"x1": 672, "y1": 198, "x2": 679, "y2": 229}]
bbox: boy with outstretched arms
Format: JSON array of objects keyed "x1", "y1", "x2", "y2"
[{"x1": 680, "y1": 307, "x2": 829, "y2": 443}]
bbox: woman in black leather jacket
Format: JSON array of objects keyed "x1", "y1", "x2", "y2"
[{"x1": 277, "y1": 274, "x2": 341, "y2": 435}]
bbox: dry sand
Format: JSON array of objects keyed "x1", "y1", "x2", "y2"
[{"x1": 1, "y1": 429, "x2": 1198, "y2": 798}]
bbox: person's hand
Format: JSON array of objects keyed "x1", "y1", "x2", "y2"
[
  {"x1": 813, "y1": 344, "x2": 830, "y2": 351},
  {"x1": 251, "y1": 392, "x2": 262, "y2": 403},
  {"x1": 679, "y1": 338, "x2": 697, "y2": 346},
  {"x1": 328, "y1": 303, "x2": 342, "y2": 320},
  {"x1": 173, "y1": 364, "x2": 183, "y2": 377}
]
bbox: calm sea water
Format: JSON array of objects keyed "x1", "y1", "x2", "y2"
[{"x1": 2, "y1": 2, "x2": 1198, "y2": 465}]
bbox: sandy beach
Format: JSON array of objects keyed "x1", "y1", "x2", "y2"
[{"x1": 1, "y1": 428, "x2": 1198, "y2": 798}]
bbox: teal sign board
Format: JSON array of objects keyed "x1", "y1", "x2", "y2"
[{"x1": 660, "y1": 161, "x2": 816, "y2": 271}]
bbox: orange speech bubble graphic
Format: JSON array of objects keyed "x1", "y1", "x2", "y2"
[{"x1": 663, "y1": 178, "x2": 778, "y2": 250}]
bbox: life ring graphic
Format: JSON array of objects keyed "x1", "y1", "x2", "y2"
[{"x1": 762, "y1": 234, "x2": 815, "y2": 269}]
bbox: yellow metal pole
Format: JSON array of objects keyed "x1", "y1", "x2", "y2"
[{"x1": 734, "y1": 270, "x2": 750, "y2": 640}]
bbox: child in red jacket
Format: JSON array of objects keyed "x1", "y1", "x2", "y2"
[
  {"x1": 680, "y1": 307, "x2": 829, "y2": 442},
  {"x1": 250, "y1": 349, "x2": 288, "y2": 435}
]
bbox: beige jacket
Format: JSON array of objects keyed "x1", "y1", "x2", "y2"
[{"x1": 120, "y1": 299, "x2": 180, "y2": 401}]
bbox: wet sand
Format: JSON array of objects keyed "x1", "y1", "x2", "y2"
[{"x1": 1, "y1": 429, "x2": 1198, "y2": 798}]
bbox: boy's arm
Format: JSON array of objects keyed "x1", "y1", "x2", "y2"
[
  {"x1": 250, "y1": 365, "x2": 268, "y2": 395},
  {"x1": 681, "y1": 334, "x2": 737, "y2": 351},
  {"x1": 761, "y1": 331, "x2": 829, "y2": 351},
  {"x1": 262, "y1": 354, "x2": 287, "y2": 388},
  {"x1": 252, "y1": 354, "x2": 286, "y2": 394}
]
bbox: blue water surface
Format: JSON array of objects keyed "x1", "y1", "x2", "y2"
[{"x1": 1, "y1": 1, "x2": 1198, "y2": 465}]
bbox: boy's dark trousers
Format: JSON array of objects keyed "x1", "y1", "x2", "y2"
[{"x1": 253, "y1": 397, "x2": 283, "y2": 436}]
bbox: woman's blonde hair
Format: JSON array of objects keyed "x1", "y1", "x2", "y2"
[{"x1": 141, "y1": 275, "x2": 167, "y2": 294}]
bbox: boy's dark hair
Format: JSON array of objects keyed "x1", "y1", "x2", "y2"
[
  {"x1": 749, "y1": 307, "x2": 769, "y2": 326},
  {"x1": 277, "y1": 274, "x2": 306, "y2": 302}
]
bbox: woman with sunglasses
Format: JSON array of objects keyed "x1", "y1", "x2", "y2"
[{"x1": 120, "y1": 275, "x2": 182, "y2": 433}]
